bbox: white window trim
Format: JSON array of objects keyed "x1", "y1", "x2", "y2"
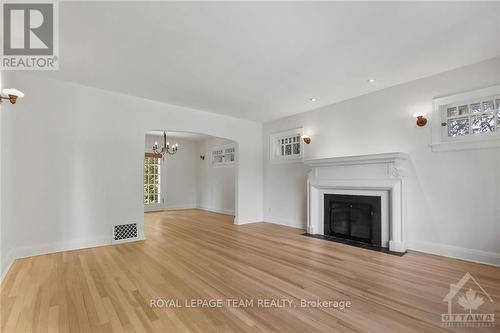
[
  {"x1": 431, "y1": 85, "x2": 500, "y2": 152},
  {"x1": 210, "y1": 143, "x2": 237, "y2": 168},
  {"x1": 269, "y1": 127, "x2": 304, "y2": 163}
]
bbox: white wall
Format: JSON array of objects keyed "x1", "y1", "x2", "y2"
[
  {"x1": 197, "y1": 137, "x2": 236, "y2": 215},
  {"x1": 0, "y1": 77, "x2": 2, "y2": 278},
  {"x1": 264, "y1": 57, "x2": 500, "y2": 265},
  {"x1": 144, "y1": 135, "x2": 198, "y2": 211},
  {"x1": 1, "y1": 82, "x2": 17, "y2": 279},
  {"x1": 0, "y1": 72, "x2": 263, "y2": 274},
  {"x1": 1, "y1": 88, "x2": 16, "y2": 279}
]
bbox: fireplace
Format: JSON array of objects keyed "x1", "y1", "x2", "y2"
[
  {"x1": 306, "y1": 153, "x2": 409, "y2": 253},
  {"x1": 324, "y1": 194, "x2": 382, "y2": 247}
]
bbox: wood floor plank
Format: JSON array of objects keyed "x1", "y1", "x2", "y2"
[{"x1": 1, "y1": 209, "x2": 499, "y2": 332}]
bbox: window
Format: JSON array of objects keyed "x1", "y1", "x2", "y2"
[
  {"x1": 211, "y1": 144, "x2": 237, "y2": 166},
  {"x1": 144, "y1": 156, "x2": 161, "y2": 204},
  {"x1": 270, "y1": 128, "x2": 304, "y2": 162},
  {"x1": 431, "y1": 85, "x2": 500, "y2": 151},
  {"x1": 445, "y1": 98, "x2": 499, "y2": 137}
]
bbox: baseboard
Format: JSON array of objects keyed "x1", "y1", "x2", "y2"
[
  {"x1": 408, "y1": 240, "x2": 500, "y2": 267},
  {"x1": 145, "y1": 204, "x2": 197, "y2": 212},
  {"x1": 263, "y1": 216, "x2": 305, "y2": 229},
  {"x1": 0, "y1": 235, "x2": 147, "y2": 282},
  {"x1": 234, "y1": 218, "x2": 263, "y2": 225},
  {"x1": 146, "y1": 204, "x2": 234, "y2": 216},
  {"x1": 13, "y1": 236, "x2": 112, "y2": 260},
  {"x1": 197, "y1": 205, "x2": 235, "y2": 216},
  {"x1": 164, "y1": 204, "x2": 197, "y2": 211},
  {"x1": 1, "y1": 249, "x2": 16, "y2": 283}
]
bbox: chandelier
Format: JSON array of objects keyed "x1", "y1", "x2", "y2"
[{"x1": 152, "y1": 132, "x2": 179, "y2": 157}]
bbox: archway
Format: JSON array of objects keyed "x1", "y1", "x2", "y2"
[{"x1": 143, "y1": 130, "x2": 239, "y2": 223}]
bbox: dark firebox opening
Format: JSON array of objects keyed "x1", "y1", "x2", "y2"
[{"x1": 324, "y1": 194, "x2": 382, "y2": 247}]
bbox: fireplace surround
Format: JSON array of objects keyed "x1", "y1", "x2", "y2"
[{"x1": 306, "y1": 153, "x2": 409, "y2": 253}]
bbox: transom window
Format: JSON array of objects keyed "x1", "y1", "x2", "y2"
[
  {"x1": 212, "y1": 144, "x2": 237, "y2": 166},
  {"x1": 144, "y1": 156, "x2": 161, "y2": 204},
  {"x1": 278, "y1": 134, "x2": 301, "y2": 157},
  {"x1": 431, "y1": 86, "x2": 500, "y2": 152},
  {"x1": 445, "y1": 96, "x2": 500, "y2": 137},
  {"x1": 270, "y1": 128, "x2": 304, "y2": 162}
]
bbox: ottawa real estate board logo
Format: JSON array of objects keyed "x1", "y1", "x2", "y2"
[
  {"x1": 442, "y1": 272, "x2": 495, "y2": 328},
  {"x1": 1, "y1": 1, "x2": 59, "y2": 70}
]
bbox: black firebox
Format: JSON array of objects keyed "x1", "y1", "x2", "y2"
[{"x1": 324, "y1": 194, "x2": 382, "y2": 247}]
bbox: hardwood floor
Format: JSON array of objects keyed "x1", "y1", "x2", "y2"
[{"x1": 1, "y1": 209, "x2": 499, "y2": 332}]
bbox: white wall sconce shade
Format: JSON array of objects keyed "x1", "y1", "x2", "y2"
[{"x1": 0, "y1": 88, "x2": 25, "y2": 104}]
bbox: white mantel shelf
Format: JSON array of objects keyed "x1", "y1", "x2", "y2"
[{"x1": 304, "y1": 152, "x2": 409, "y2": 168}]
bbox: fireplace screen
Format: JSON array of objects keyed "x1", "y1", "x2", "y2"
[{"x1": 324, "y1": 194, "x2": 382, "y2": 246}]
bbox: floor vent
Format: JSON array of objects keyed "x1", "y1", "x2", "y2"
[{"x1": 113, "y1": 223, "x2": 138, "y2": 242}]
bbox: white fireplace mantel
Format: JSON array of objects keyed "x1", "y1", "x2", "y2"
[{"x1": 305, "y1": 152, "x2": 410, "y2": 253}]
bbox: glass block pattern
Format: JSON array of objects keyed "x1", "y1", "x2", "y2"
[
  {"x1": 448, "y1": 118, "x2": 469, "y2": 137},
  {"x1": 212, "y1": 149, "x2": 223, "y2": 164},
  {"x1": 114, "y1": 223, "x2": 138, "y2": 241},
  {"x1": 144, "y1": 157, "x2": 161, "y2": 204},
  {"x1": 482, "y1": 101, "x2": 494, "y2": 112},
  {"x1": 470, "y1": 103, "x2": 481, "y2": 113},
  {"x1": 445, "y1": 95, "x2": 499, "y2": 138},
  {"x1": 458, "y1": 105, "x2": 468, "y2": 115},
  {"x1": 278, "y1": 134, "x2": 301, "y2": 158},
  {"x1": 472, "y1": 114, "x2": 495, "y2": 134},
  {"x1": 447, "y1": 107, "x2": 457, "y2": 117}
]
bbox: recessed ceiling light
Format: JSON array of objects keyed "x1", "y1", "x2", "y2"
[
  {"x1": 310, "y1": 98, "x2": 317, "y2": 102},
  {"x1": 367, "y1": 78, "x2": 376, "y2": 83}
]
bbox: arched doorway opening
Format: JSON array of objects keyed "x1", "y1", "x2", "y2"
[{"x1": 143, "y1": 130, "x2": 238, "y2": 224}]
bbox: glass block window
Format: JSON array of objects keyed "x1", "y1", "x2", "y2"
[
  {"x1": 144, "y1": 156, "x2": 161, "y2": 204},
  {"x1": 224, "y1": 146, "x2": 236, "y2": 163},
  {"x1": 444, "y1": 95, "x2": 500, "y2": 138},
  {"x1": 212, "y1": 149, "x2": 224, "y2": 164},
  {"x1": 212, "y1": 144, "x2": 237, "y2": 166},
  {"x1": 270, "y1": 128, "x2": 304, "y2": 161},
  {"x1": 278, "y1": 135, "x2": 301, "y2": 157}
]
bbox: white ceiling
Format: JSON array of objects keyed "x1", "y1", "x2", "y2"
[
  {"x1": 147, "y1": 131, "x2": 209, "y2": 142},
  {"x1": 38, "y1": 1, "x2": 500, "y2": 122}
]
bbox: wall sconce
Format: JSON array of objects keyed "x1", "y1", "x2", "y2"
[
  {"x1": 413, "y1": 113, "x2": 427, "y2": 127},
  {"x1": 0, "y1": 88, "x2": 24, "y2": 104},
  {"x1": 301, "y1": 134, "x2": 311, "y2": 144},
  {"x1": 200, "y1": 155, "x2": 205, "y2": 160}
]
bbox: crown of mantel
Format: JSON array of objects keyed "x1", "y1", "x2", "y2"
[{"x1": 304, "y1": 152, "x2": 409, "y2": 168}]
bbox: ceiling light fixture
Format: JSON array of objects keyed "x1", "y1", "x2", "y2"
[
  {"x1": 0, "y1": 88, "x2": 24, "y2": 104},
  {"x1": 310, "y1": 98, "x2": 317, "y2": 102},
  {"x1": 152, "y1": 132, "x2": 179, "y2": 157},
  {"x1": 367, "y1": 78, "x2": 376, "y2": 83}
]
